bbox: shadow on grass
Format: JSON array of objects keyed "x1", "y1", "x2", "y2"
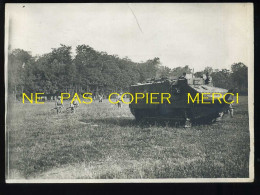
[{"x1": 78, "y1": 117, "x2": 216, "y2": 128}]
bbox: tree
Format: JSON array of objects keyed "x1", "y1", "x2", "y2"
[
  {"x1": 8, "y1": 49, "x2": 34, "y2": 100},
  {"x1": 231, "y1": 62, "x2": 248, "y2": 94},
  {"x1": 170, "y1": 65, "x2": 192, "y2": 77},
  {"x1": 203, "y1": 66, "x2": 213, "y2": 75},
  {"x1": 211, "y1": 69, "x2": 232, "y2": 89},
  {"x1": 33, "y1": 44, "x2": 73, "y2": 94},
  {"x1": 11, "y1": 44, "x2": 248, "y2": 99},
  {"x1": 156, "y1": 65, "x2": 171, "y2": 78},
  {"x1": 138, "y1": 57, "x2": 161, "y2": 82}
]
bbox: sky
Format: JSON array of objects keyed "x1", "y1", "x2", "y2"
[{"x1": 6, "y1": 3, "x2": 253, "y2": 71}]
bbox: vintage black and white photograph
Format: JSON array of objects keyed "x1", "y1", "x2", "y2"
[{"x1": 5, "y1": 3, "x2": 254, "y2": 182}]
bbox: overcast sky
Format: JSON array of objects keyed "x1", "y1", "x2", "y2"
[{"x1": 6, "y1": 3, "x2": 253, "y2": 71}]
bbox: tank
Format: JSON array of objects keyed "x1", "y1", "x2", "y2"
[{"x1": 129, "y1": 74, "x2": 233, "y2": 126}]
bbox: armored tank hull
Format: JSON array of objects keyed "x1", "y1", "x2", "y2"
[{"x1": 129, "y1": 76, "x2": 233, "y2": 124}]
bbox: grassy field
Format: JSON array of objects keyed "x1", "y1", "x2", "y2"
[{"x1": 6, "y1": 96, "x2": 250, "y2": 179}]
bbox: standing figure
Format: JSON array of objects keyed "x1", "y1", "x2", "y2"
[
  {"x1": 55, "y1": 96, "x2": 63, "y2": 114},
  {"x1": 68, "y1": 101, "x2": 74, "y2": 113},
  {"x1": 117, "y1": 93, "x2": 122, "y2": 108},
  {"x1": 73, "y1": 99, "x2": 79, "y2": 112},
  {"x1": 98, "y1": 94, "x2": 103, "y2": 102},
  {"x1": 228, "y1": 103, "x2": 234, "y2": 118},
  {"x1": 92, "y1": 92, "x2": 96, "y2": 102},
  {"x1": 68, "y1": 99, "x2": 79, "y2": 113},
  {"x1": 205, "y1": 72, "x2": 212, "y2": 85}
]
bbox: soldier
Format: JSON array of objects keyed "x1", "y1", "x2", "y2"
[
  {"x1": 55, "y1": 96, "x2": 63, "y2": 114},
  {"x1": 68, "y1": 99, "x2": 79, "y2": 113},
  {"x1": 179, "y1": 72, "x2": 187, "y2": 79},
  {"x1": 117, "y1": 93, "x2": 122, "y2": 108},
  {"x1": 205, "y1": 72, "x2": 212, "y2": 85},
  {"x1": 226, "y1": 89, "x2": 234, "y2": 118},
  {"x1": 68, "y1": 101, "x2": 74, "y2": 113},
  {"x1": 216, "y1": 112, "x2": 224, "y2": 122},
  {"x1": 93, "y1": 92, "x2": 96, "y2": 102},
  {"x1": 228, "y1": 103, "x2": 234, "y2": 118},
  {"x1": 73, "y1": 99, "x2": 79, "y2": 110},
  {"x1": 98, "y1": 94, "x2": 103, "y2": 102}
]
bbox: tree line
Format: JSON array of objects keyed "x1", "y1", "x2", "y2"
[{"x1": 7, "y1": 44, "x2": 248, "y2": 100}]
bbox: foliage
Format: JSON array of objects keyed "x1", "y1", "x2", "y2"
[
  {"x1": 8, "y1": 45, "x2": 248, "y2": 97},
  {"x1": 231, "y1": 62, "x2": 248, "y2": 94},
  {"x1": 8, "y1": 49, "x2": 36, "y2": 96},
  {"x1": 170, "y1": 65, "x2": 192, "y2": 78}
]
